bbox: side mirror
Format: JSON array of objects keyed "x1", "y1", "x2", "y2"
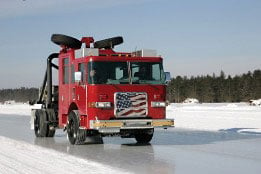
[
  {"x1": 165, "y1": 72, "x2": 171, "y2": 84},
  {"x1": 74, "y1": 72, "x2": 82, "y2": 82}
]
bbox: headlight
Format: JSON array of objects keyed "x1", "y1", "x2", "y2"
[
  {"x1": 95, "y1": 102, "x2": 112, "y2": 108},
  {"x1": 151, "y1": 102, "x2": 166, "y2": 107}
]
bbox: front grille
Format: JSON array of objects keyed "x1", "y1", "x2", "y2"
[{"x1": 114, "y1": 92, "x2": 148, "y2": 117}]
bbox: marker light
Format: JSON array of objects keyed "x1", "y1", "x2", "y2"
[
  {"x1": 95, "y1": 102, "x2": 112, "y2": 108},
  {"x1": 151, "y1": 102, "x2": 166, "y2": 107}
]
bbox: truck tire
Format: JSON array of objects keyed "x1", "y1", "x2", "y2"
[
  {"x1": 67, "y1": 110, "x2": 86, "y2": 145},
  {"x1": 34, "y1": 110, "x2": 48, "y2": 137},
  {"x1": 51, "y1": 34, "x2": 82, "y2": 49},
  {"x1": 46, "y1": 109, "x2": 56, "y2": 137},
  {"x1": 135, "y1": 129, "x2": 154, "y2": 144},
  {"x1": 94, "y1": 36, "x2": 123, "y2": 49}
]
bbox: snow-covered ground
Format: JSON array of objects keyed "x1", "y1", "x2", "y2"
[
  {"x1": 0, "y1": 102, "x2": 261, "y2": 173},
  {"x1": 0, "y1": 136, "x2": 129, "y2": 174},
  {"x1": 167, "y1": 102, "x2": 261, "y2": 133},
  {"x1": 0, "y1": 103, "x2": 31, "y2": 116}
]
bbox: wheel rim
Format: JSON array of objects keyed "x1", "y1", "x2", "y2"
[
  {"x1": 68, "y1": 119, "x2": 74, "y2": 137},
  {"x1": 68, "y1": 118, "x2": 76, "y2": 144}
]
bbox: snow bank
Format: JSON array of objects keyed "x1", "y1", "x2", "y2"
[
  {"x1": 249, "y1": 99, "x2": 261, "y2": 106},
  {"x1": 0, "y1": 136, "x2": 129, "y2": 174},
  {"x1": 0, "y1": 103, "x2": 31, "y2": 116},
  {"x1": 167, "y1": 103, "x2": 261, "y2": 133},
  {"x1": 183, "y1": 98, "x2": 199, "y2": 104}
]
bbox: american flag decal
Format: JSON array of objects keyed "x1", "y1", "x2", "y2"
[{"x1": 115, "y1": 92, "x2": 147, "y2": 117}]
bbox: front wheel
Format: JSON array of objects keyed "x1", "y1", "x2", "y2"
[
  {"x1": 67, "y1": 110, "x2": 86, "y2": 145},
  {"x1": 135, "y1": 129, "x2": 154, "y2": 144}
]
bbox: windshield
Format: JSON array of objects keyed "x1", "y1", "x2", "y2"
[{"x1": 88, "y1": 61, "x2": 165, "y2": 84}]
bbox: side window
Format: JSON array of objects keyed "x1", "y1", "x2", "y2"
[
  {"x1": 63, "y1": 58, "x2": 69, "y2": 84},
  {"x1": 71, "y1": 65, "x2": 75, "y2": 83},
  {"x1": 152, "y1": 64, "x2": 160, "y2": 80},
  {"x1": 79, "y1": 63, "x2": 86, "y2": 82}
]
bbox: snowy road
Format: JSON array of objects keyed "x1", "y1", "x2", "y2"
[{"x1": 1, "y1": 114, "x2": 261, "y2": 174}]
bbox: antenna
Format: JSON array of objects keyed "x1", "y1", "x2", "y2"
[{"x1": 134, "y1": 46, "x2": 137, "y2": 57}]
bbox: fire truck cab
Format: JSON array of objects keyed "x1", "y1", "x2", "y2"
[{"x1": 31, "y1": 34, "x2": 174, "y2": 145}]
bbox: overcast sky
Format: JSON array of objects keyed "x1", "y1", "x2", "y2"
[{"x1": 0, "y1": 0, "x2": 260, "y2": 88}]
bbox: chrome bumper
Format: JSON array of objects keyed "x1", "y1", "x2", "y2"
[{"x1": 90, "y1": 119, "x2": 174, "y2": 133}]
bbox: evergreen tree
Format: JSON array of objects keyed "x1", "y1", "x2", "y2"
[
  {"x1": 167, "y1": 69, "x2": 261, "y2": 103},
  {"x1": 0, "y1": 88, "x2": 38, "y2": 103}
]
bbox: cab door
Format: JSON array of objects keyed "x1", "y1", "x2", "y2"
[
  {"x1": 58, "y1": 57, "x2": 70, "y2": 126},
  {"x1": 75, "y1": 63, "x2": 87, "y2": 115}
]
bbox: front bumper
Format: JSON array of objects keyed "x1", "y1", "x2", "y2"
[{"x1": 90, "y1": 119, "x2": 174, "y2": 133}]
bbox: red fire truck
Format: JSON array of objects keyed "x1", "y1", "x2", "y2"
[{"x1": 31, "y1": 34, "x2": 174, "y2": 145}]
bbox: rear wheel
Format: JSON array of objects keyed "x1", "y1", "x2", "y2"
[
  {"x1": 46, "y1": 110, "x2": 56, "y2": 137},
  {"x1": 67, "y1": 110, "x2": 86, "y2": 145},
  {"x1": 135, "y1": 129, "x2": 154, "y2": 144},
  {"x1": 34, "y1": 110, "x2": 48, "y2": 137}
]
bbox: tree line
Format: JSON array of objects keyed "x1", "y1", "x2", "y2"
[
  {"x1": 167, "y1": 69, "x2": 261, "y2": 103},
  {"x1": 0, "y1": 69, "x2": 260, "y2": 103},
  {"x1": 0, "y1": 87, "x2": 38, "y2": 103}
]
